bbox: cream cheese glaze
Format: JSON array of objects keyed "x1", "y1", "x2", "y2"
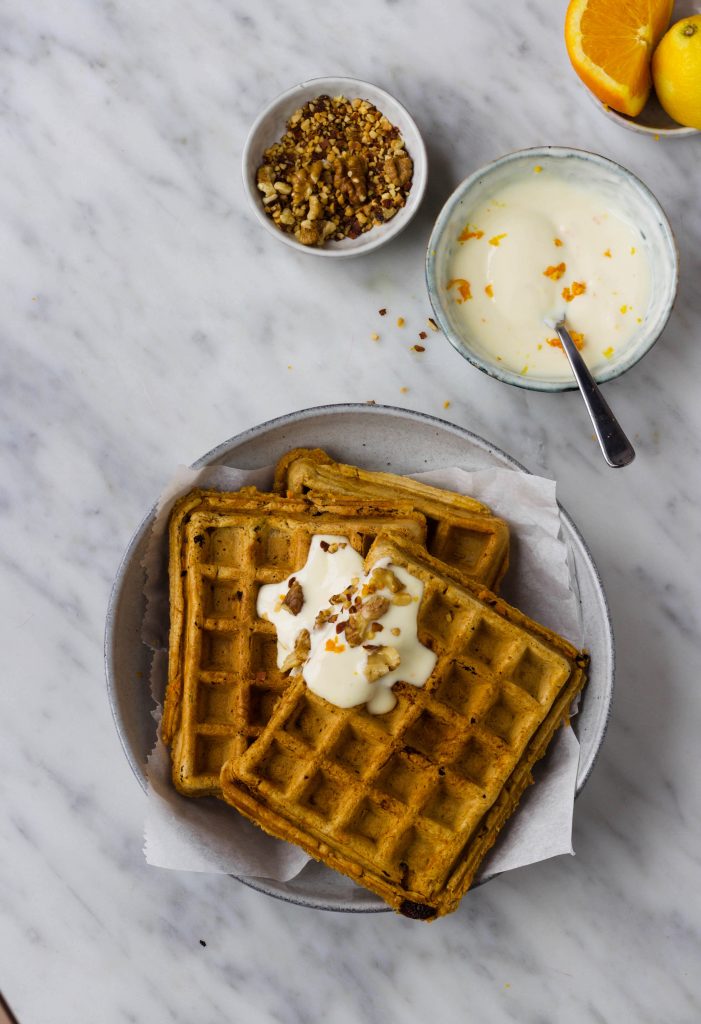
[
  {"x1": 257, "y1": 535, "x2": 437, "y2": 714},
  {"x1": 444, "y1": 169, "x2": 652, "y2": 379}
]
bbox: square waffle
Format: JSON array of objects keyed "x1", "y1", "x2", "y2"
[
  {"x1": 273, "y1": 448, "x2": 510, "y2": 590},
  {"x1": 163, "y1": 489, "x2": 427, "y2": 797},
  {"x1": 219, "y1": 536, "x2": 588, "y2": 919}
]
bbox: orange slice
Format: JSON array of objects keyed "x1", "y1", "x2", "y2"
[{"x1": 565, "y1": 0, "x2": 673, "y2": 116}]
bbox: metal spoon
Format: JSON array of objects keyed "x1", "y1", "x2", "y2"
[{"x1": 546, "y1": 315, "x2": 635, "y2": 468}]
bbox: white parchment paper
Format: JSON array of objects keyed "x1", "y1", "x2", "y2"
[{"x1": 142, "y1": 463, "x2": 583, "y2": 881}]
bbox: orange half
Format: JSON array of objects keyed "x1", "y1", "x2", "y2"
[{"x1": 565, "y1": 0, "x2": 673, "y2": 116}]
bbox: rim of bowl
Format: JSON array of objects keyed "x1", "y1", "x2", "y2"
[
  {"x1": 596, "y1": 100, "x2": 699, "y2": 138},
  {"x1": 241, "y1": 76, "x2": 428, "y2": 259},
  {"x1": 425, "y1": 145, "x2": 679, "y2": 393},
  {"x1": 582, "y1": 81, "x2": 700, "y2": 138}
]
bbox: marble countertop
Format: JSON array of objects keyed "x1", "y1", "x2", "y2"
[{"x1": 2, "y1": 1, "x2": 700, "y2": 1021}]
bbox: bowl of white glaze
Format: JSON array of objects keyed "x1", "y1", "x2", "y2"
[
  {"x1": 426, "y1": 147, "x2": 678, "y2": 393},
  {"x1": 242, "y1": 76, "x2": 427, "y2": 258}
]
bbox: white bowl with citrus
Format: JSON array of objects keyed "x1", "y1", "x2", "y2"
[{"x1": 565, "y1": 0, "x2": 701, "y2": 136}]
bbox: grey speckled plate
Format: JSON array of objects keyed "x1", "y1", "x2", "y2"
[{"x1": 105, "y1": 404, "x2": 614, "y2": 913}]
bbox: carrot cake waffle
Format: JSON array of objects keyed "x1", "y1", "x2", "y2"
[
  {"x1": 163, "y1": 489, "x2": 427, "y2": 797},
  {"x1": 274, "y1": 448, "x2": 510, "y2": 589},
  {"x1": 219, "y1": 536, "x2": 588, "y2": 918}
]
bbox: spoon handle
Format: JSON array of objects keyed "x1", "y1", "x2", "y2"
[{"x1": 555, "y1": 323, "x2": 635, "y2": 468}]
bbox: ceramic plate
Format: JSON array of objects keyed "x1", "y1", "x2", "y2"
[{"x1": 105, "y1": 404, "x2": 614, "y2": 912}]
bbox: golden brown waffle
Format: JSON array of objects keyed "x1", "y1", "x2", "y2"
[
  {"x1": 220, "y1": 536, "x2": 588, "y2": 919},
  {"x1": 274, "y1": 448, "x2": 510, "y2": 590},
  {"x1": 164, "y1": 489, "x2": 427, "y2": 797}
]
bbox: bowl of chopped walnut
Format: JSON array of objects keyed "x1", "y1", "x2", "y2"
[{"x1": 242, "y1": 77, "x2": 427, "y2": 257}]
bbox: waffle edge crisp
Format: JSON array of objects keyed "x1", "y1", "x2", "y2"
[
  {"x1": 163, "y1": 488, "x2": 427, "y2": 797},
  {"x1": 219, "y1": 536, "x2": 588, "y2": 920},
  {"x1": 273, "y1": 447, "x2": 510, "y2": 591}
]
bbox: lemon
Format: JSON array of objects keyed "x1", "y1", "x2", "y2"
[{"x1": 652, "y1": 15, "x2": 701, "y2": 129}]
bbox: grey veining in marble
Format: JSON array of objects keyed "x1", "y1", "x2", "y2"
[{"x1": 1, "y1": 1, "x2": 700, "y2": 1021}]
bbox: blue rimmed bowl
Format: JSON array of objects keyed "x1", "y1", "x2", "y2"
[{"x1": 426, "y1": 147, "x2": 678, "y2": 393}]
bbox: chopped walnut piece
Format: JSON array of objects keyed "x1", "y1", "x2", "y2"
[
  {"x1": 346, "y1": 595, "x2": 390, "y2": 646},
  {"x1": 291, "y1": 168, "x2": 312, "y2": 205},
  {"x1": 297, "y1": 220, "x2": 320, "y2": 246},
  {"x1": 281, "y1": 629, "x2": 310, "y2": 673},
  {"x1": 384, "y1": 153, "x2": 413, "y2": 187},
  {"x1": 365, "y1": 645, "x2": 401, "y2": 683},
  {"x1": 392, "y1": 592, "x2": 413, "y2": 606},
  {"x1": 333, "y1": 154, "x2": 368, "y2": 203},
  {"x1": 314, "y1": 607, "x2": 334, "y2": 629},
  {"x1": 368, "y1": 566, "x2": 404, "y2": 594},
  {"x1": 364, "y1": 594, "x2": 392, "y2": 619},
  {"x1": 324, "y1": 541, "x2": 347, "y2": 554},
  {"x1": 282, "y1": 579, "x2": 304, "y2": 615}
]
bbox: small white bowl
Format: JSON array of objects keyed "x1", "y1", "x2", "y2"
[
  {"x1": 426, "y1": 147, "x2": 679, "y2": 393},
  {"x1": 242, "y1": 77, "x2": 427, "y2": 258}
]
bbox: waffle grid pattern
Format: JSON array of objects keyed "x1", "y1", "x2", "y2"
[
  {"x1": 273, "y1": 448, "x2": 510, "y2": 589},
  {"x1": 221, "y1": 537, "x2": 585, "y2": 916},
  {"x1": 165, "y1": 493, "x2": 426, "y2": 796}
]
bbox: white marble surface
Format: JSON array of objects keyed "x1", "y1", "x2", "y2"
[{"x1": 1, "y1": 1, "x2": 700, "y2": 1021}]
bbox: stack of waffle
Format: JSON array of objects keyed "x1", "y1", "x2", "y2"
[{"x1": 162, "y1": 450, "x2": 588, "y2": 919}]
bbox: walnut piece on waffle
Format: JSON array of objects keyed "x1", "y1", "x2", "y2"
[
  {"x1": 273, "y1": 448, "x2": 510, "y2": 591},
  {"x1": 164, "y1": 489, "x2": 427, "y2": 798},
  {"x1": 219, "y1": 536, "x2": 588, "y2": 919}
]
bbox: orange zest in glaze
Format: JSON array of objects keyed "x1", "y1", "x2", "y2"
[
  {"x1": 489, "y1": 233, "x2": 507, "y2": 246},
  {"x1": 562, "y1": 281, "x2": 586, "y2": 302},
  {"x1": 324, "y1": 638, "x2": 346, "y2": 654},
  {"x1": 543, "y1": 262, "x2": 566, "y2": 281},
  {"x1": 547, "y1": 330, "x2": 585, "y2": 350},
  {"x1": 447, "y1": 278, "x2": 472, "y2": 302},
  {"x1": 554, "y1": 237, "x2": 564, "y2": 247},
  {"x1": 603, "y1": 248, "x2": 612, "y2": 257},
  {"x1": 458, "y1": 226, "x2": 484, "y2": 242},
  {"x1": 485, "y1": 283, "x2": 494, "y2": 298},
  {"x1": 603, "y1": 346, "x2": 615, "y2": 359}
]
